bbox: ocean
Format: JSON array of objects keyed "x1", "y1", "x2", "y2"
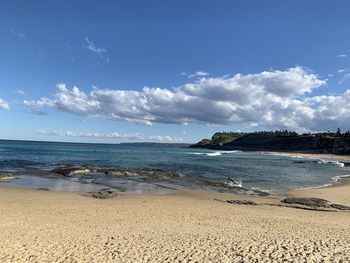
[{"x1": 0, "y1": 140, "x2": 349, "y2": 193}]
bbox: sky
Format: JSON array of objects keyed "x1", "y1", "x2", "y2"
[{"x1": 1, "y1": 0, "x2": 350, "y2": 143}]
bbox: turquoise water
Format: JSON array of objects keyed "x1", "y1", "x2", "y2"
[{"x1": 0, "y1": 140, "x2": 350, "y2": 192}]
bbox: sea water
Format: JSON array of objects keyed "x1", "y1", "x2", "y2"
[{"x1": 0, "y1": 140, "x2": 349, "y2": 193}]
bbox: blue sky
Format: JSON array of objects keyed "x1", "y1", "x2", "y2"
[{"x1": 1, "y1": 0, "x2": 350, "y2": 143}]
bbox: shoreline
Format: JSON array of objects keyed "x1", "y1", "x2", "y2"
[
  {"x1": 265, "y1": 151, "x2": 350, "y2": 191},
  {"x1": 2, "y1": 150, "x2": 350, "y2": 196},
  {"x1": 265, "y1": 151, "x2": 350, "y2": 162}
]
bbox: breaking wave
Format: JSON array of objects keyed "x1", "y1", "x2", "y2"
[
  {"x1": 316, "y1": 159, "x2": 345, "y2": 167},
  {"x1": 189, "y1": 150, "x2": 241, "y2": 157},
  {"x1": 297, "y1": 174, "x2": 350, "y2": 190}
]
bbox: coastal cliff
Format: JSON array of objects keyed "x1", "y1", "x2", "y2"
[{"x1": 189, "y1": 130, "x2": 350, "y2": 154}]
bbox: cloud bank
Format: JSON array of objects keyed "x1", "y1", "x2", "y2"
[
  {"x1": 24, "y1": 66, "x2": 350, "y2": 131},
  {"x1": 0, "y1": 99, "x2": 10, "y2": 110},
  {"x1": 38, "y1": 130, "x2": 183, "y2": 143}
]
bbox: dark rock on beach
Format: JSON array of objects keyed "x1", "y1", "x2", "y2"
[
  {"x1": 281, "y1": 197, "x2": 350, "y2": 211},
  {"x1": 281, "y1": 197, "x2": 330, "y2": 208},
  {"x1": 0, "y1": 172, "x2": 15, "y2": 182},
  {"x1": 330, "y1": 203, "x2": 350, "y2": 210},
  {"x1": 227, "y1": 200, "x2": 258, "y2": 205},
  {"x1": 84, "y1": 189, "x2": 119, "y2": 199},
  {"x1": 36, "y1": 188, "x2": 50, "y2": 191}
]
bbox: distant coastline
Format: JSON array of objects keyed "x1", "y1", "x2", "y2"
[
  {"x1": 0, "y1": 138, "x2": 190, "y2": 147},
  {"x1": 189, "y1": 130, "x2": 350, "y2": 155}
]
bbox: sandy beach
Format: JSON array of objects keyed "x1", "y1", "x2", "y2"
[{"x1": 1, "y1": 182, "x2": 350, "y2": 262}]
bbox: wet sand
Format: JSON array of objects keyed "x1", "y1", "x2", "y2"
[
  {"x1": 266, "y1": 151, "x2": 350, "y2": 162},
  {"x1": 0, "y1": 184, "x2": 350, "y2": 262}
]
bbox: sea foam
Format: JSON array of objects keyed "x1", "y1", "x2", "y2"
[{"x1": 189, "y1": 150, "x2": 241, "y2": 157}]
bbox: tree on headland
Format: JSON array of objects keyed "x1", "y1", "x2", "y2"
[{"x1": 337, "y1": 128, "x2": 342, "y2": 137}]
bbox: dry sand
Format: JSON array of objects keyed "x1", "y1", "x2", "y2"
[{"x1": 0, "y1": 185, "x2": 350, "y2": 263}]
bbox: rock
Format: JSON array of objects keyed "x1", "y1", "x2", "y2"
[
  {"x1": 140, "y1": 168, "x2": 185, "y2": 181},
  {"x1": 86, "y1": 189, "x2": 118, "y2": 199},
  {"x1": 123, "y1": 171, "x2": 139, "y2": 176},
  {"x1": 330, "y1": 204, "x2": 350, "y2": 210},
  {"x1": 52, "y1": 166, "x2": 90, "y2": 177},
  {"x1": 105, "y1": 170, "x2": 124, "y2": 176},
  {"x1": 0, "y1": 172, "x2": 14, "y2": 178},
  {"x1": 0, "y1": 172, "x2": 15, "y2": 182},
  {"x1": 102, "y1": 168, "x2": 140, "y2": 177},
  {"x1": 0, "y1": 177, "x2": 15, "y2": 182},
  {"x1": 199, "y1": 180, "x2": 269, "y2": 197},
  {"x1": 36, "y1": 188, "x2": 50, "y2": 191},
  {"x1": 227, "y1": 200, "x2": 257, "y2": 205},
  {"x1": 281, "y1": 197, "x2": 330, "y2": 208},
  {"x1": 294, "y1": 161, "x2": 306, "y2": 164}
]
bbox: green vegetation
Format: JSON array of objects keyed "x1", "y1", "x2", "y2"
[{"x1": 190, "y1": 129, "x2": 350, "y2": 154}]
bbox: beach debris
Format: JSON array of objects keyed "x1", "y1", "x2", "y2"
[
  {"x1": 84, "y1": 188, "x2": 119, "y2": 199},
  {"x1": 52, "y1": 166, "x2": 90, "y2": 177},
  {"x1": 227, "y1": 200, "x2": 257, "y2": 205},
  {"x1": 281, "y1": 197, "x2": 330, "y2": 208},
  {"x1": 0, "y1": 172, "x2": 15, "y2": 182}
]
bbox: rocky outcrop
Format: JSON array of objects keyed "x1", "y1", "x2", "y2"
[
  {"x1": 52, "y1": 167, "x2": 90, "y2": 177},
  {"x1": 197, "y1": 180, "x2": 269, "y2": 196},
  {"x1": 190, "y1": 132, "x2": 350, "y2": 154},
  {"x1": 99, "y1": 167, "x2": 185, "y2": 181}
]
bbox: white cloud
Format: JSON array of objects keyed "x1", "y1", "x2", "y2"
[
  {"x1": 11, "y1": 30, "x2": 26, "y2": 39},
  {"x1": 187, "y1": 71, "x2": 210, "y2": 79},
  {"x1": 338, "y1": 73, "x2": 350, "y2": 85},
  {"x1": 37, "y1": 130, "x2": 183, "y2": 143},
  {"x1": 337, "y1": 69, "x2": 350, "y2": 74},
  {"x1": 337, "y1": 54, "x2": 348, "y2": 58},
  {"x1": 0, "y1": 98, "x2": 10, "y2": 110},
  {"x1": 85, "y1": 37, "x2": 108, "y2": 61},
  {"x1": 13, "y1": 90, "x2": 26, "y2": 96},
  {"x1": 24, "y1": 66, "x2": 350, "y2": 131}
]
